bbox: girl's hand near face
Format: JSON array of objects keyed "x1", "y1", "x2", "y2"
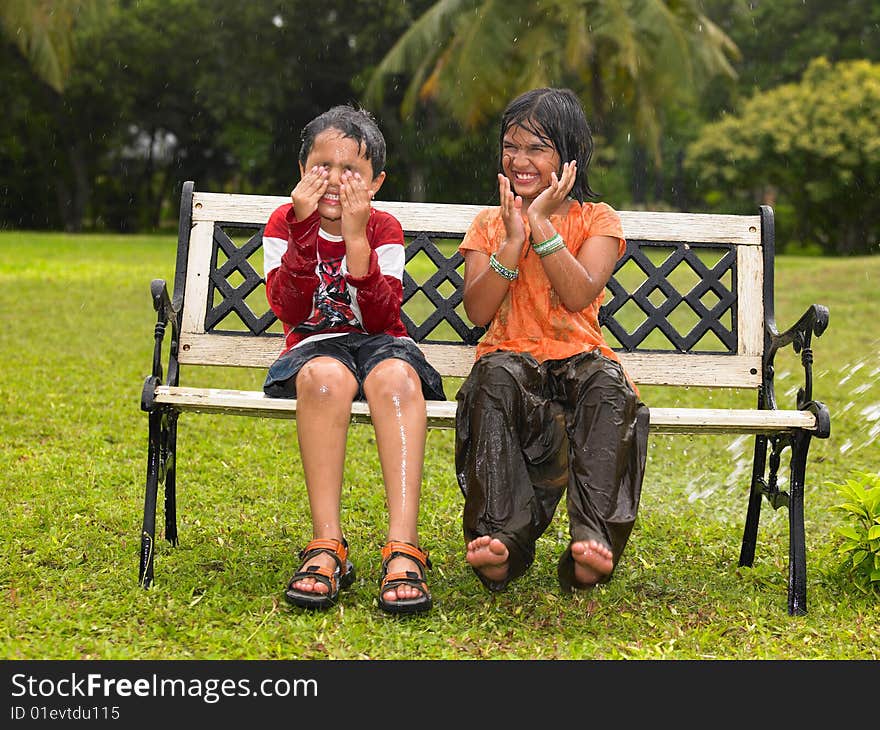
[
  {"x1": 498, "y1": 173, "x2": 526, "y2": 251},
  {"x1": 528, "y1": 160, "x2": 576, "y2": 224},
  {"x1": 291, "y1": 165, "x2": 329, "y2": 222}
]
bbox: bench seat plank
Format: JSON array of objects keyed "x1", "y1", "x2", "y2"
[{"x1": 154, "y1": 386, "x2": 817, "y2": 434}]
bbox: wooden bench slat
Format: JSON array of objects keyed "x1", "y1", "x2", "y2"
[
  {"x1": 154, "y1": 386, "x2": 817, "y2": 434},
  {"x1": 177, "y1": 335, "x2": 763, "y2": 388},
  {"x1": 191, "y1": 192, "x2": 761, "y2": 243}
]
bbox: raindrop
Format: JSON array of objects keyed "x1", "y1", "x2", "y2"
[
  {"x1": 839, "y1": 361, "x2": 865, "y2": 385},
  {"x1": 861, "y1": 403, "x2": 880, "y2": 421}
]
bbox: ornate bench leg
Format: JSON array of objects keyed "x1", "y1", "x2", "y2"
[
  {"x1": 140, "y1": 408, "x2": 178, "y2": 587},
  {"x1": 140, "y1": 409, "x2": 162, "y2": 587},
  {"x1": 787, "y1": 429, "x2": 812, "y2": 616},
  {"x1": 739, "y1": 434, "x2": 768, "y2": 568},
  {"x1": 163, "y1": 414, "x2": 179, "y2": 547}
]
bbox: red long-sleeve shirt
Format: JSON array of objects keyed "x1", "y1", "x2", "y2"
[{"x1": 263, "y1": 203, "x2": 409, "y2": 355}]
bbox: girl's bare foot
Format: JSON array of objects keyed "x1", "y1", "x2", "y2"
[
  {"x1": 571, "y1": 539, "x2": 613, "y2": 587},
  {"x1": 466, "y1": 535, "x2": 509, "y2": 583}
]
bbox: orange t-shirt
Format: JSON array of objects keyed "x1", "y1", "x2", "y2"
[{"x1": 459, "y1": 200, "x2": 626, "y2": 364}]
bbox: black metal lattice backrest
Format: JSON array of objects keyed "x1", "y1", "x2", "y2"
[
  {"x1": 203, "y1": 223, "x2": 739, "y2": 355},
  {"x1": 205, "y1": 223, "x2": 276, "y2": 336},
  {"x1": 602, "y1": 240, "x2": 737, "y2": 354},
  {"x1": 400, "y1": 231, "x2": 485, "y2": 345}
]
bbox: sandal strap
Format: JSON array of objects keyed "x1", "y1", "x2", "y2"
[
  {"x1": 382, "y1": 570, "x2": 428, "y2": 588},
  {"x1": 289, "y1": 564, "x2": 338, "y2": 592},
  {"x1": 299, "y1": 537, "x2": 349, "y2": 571},
  {"x1": 381, "y1": 540, "x2": 431, "y2": 570}
]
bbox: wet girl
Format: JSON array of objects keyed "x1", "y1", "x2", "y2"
[{"x1": 455, "y1": 87, "x2": 650, "y2": 593}]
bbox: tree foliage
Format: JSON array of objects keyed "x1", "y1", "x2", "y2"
[
  {"x1": 0, "y1": 0, "x2": 878, "y2": 250},
  {"x1": 364, "y1": 0, "x2": 740, "y2": 166},
  {"x1": 0, "y1": 0, "x2": 112, "y2": 92},
  {"x1": 0, "y1": 0, "x2": 430, "y2": 230},
  {"x1": 704, "y1": 0, "x2": 880, "y2": 94},
  {"x1": 685, "y1": 57, "x2": 880, "y2": 255}
]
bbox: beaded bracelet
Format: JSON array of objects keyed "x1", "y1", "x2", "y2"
[
  {"x1": 489, "y1": 252, "x2": 518, "y2": 281},
  {"x1": 532, "y1": 232, "x2": 565, "y2": 258}
]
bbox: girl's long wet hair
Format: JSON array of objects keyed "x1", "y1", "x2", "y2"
[{"x1": 498, "y1": 87, "x2": 597, "y2": 202}]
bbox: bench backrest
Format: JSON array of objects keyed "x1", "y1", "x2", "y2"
[{"x1": 171, "y1": 181, "x2": 774, "y2": 389}]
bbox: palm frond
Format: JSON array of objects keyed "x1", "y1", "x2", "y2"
[
  {"x1": 362, "y1": 0, "x2": 479, "y2": 109},
  {"x1": 0, "y1": 0, "x2": 114, "y2": 93}
]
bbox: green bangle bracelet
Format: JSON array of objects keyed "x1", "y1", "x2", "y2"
[
  {"x1": 533, "y1": 233, "x2": 565, "y2": 257},
  {"x1": 534, "y1": 232, "x2": 561, "y2": 248},
  {"x1": 489, "y1": 252, "x2": 518, "y2": 281}
]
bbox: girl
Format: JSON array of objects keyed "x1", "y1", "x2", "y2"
[{"x1": 455, "y1": 87, "x2": 650, "y2": 594}]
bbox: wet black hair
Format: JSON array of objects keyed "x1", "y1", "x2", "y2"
[
  {"x1": 298, "y1": 104, "x2": 386, "y2": 179},
  {"x1": 498, "y1": 87, "x2": 597, "y2": 202}
]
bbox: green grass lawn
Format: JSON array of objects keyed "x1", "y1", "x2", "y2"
[{"x1": 0, "y1": 231, "x2": 878, "y2": 660}]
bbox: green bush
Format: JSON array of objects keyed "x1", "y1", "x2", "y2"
[{"x1": 830, "y1": 471, "x2": 880, "y2": 597}]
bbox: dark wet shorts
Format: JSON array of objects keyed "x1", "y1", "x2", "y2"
[
  {"x1": 455, "y1": 349, "x2": 649, "y2": 591},
  {"x1": 263, "y1": 332, "x2": 446, "y2": 402}
]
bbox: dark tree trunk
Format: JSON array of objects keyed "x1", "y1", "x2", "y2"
[{"x1": 631, "y1": 144, "x2": 647, "y2": 206}]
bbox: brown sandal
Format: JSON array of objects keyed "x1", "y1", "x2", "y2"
[
  {"x1": 285, "y1": 537, "x2": 355, "y2": 609},
  {"x1": 378, "y1": 541, "x2": 433, "y2": 615}
]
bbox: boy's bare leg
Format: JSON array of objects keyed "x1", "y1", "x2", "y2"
[
  {"x1": 364, "y1": 359, "x2": 429, "y2": 603},
  {"x1": 290, "y1": 358, "x2": 358, "y2": 595},
  {"x1": 466, "y1": 536, "x2": 509, "y2": 583},
  {"x1": 570, "y1": 539, "x2": 613, "y2": 586}
]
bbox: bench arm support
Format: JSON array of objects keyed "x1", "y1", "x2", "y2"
[
  {"x1": 762, "y1": 303, "x2": 831, "y2": 437},
  {"x1": 141, "y1": 278, "x2": 181, "y2": 411}
]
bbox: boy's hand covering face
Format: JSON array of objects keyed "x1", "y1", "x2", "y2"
[
  {"x1": 339, "y1": 170, "x2": 373, "y2": 242},
  {"x1": 294, "y1": 130, "x2": 386, "y2": 237},
  {"x1": 291, "y1": 165, "x2": 329, "y2": 223}
]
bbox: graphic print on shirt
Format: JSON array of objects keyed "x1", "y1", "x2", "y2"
[{"x1": 296, "y1": 254, "x2": 359, "y2": 333}]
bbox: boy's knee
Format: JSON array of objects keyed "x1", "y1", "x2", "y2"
[
  {"x1": 363, "y1": 358, "x2": 421, "y2": 401},
  {"x1": 296, "y1": 358, "x2": 356, "y2": 399}
]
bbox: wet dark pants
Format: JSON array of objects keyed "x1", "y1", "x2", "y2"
[{"x1": 455, "y1": 350, "x2": 649, "y2": 590}]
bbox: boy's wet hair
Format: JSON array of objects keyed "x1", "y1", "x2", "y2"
[
  {"x1": 499, "y1": 87, "x2": 597, "y2": 202},
  {"x1": 299, "y1": 104, "x2": 386, "y2": 179}
]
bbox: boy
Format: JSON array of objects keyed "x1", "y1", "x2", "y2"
[{"x1": 262, "y1": 105, "x2": 443, "y2": 614}]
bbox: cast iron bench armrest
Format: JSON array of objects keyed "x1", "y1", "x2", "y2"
[
  {"x1": 141, "y1": 278, "x2": 180, "y2": 411},
  {"x1": 763, "y1": 303, "x2": 831, "y2": 438}
]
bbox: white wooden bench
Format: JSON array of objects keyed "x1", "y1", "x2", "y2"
[{"x1": 140, "y1": 180, "x2": 831, "y2": 615}]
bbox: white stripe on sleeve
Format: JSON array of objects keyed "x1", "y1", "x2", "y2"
[
  {"x1": 263, "y1": 235, "x2": 287, "y2": 275},
  {"x1": 375, "y1": 241, "x2": 404, "y2": 280}
]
